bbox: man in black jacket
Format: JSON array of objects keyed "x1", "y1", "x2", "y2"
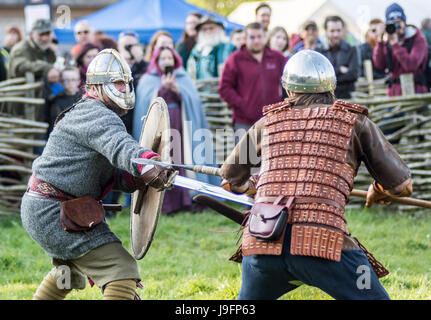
[{"x1": 316, "y1": 16, "x2": 359, "y2": 99}]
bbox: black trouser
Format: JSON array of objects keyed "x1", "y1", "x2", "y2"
[{"x1": 238, "y1": 224, "x2": 390, "y2": 300}]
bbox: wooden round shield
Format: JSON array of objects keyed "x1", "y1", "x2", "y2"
[{"x1": 130, "y1": 97, "x2": 171, "y2": 259}]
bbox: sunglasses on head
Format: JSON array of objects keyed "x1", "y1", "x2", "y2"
[
  {"x1": 119, "y1": 31, "x2": 139, "y2": 39},
  {"x1": 76, "y1": 30, "x2": 89, "y2": 35}
]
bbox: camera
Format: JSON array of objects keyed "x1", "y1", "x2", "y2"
[
  {"x1": 385, "y1": 20, "x2": 400, "y2": 35},
  {"x1": 164, "y1": 65, "x2": 173, "y2": 75}
]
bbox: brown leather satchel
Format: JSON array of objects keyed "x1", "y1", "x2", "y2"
[
  {"x1": 248, "y1": 196, "x2": 295, "y2": 241},
  {"x1": 60, "y1": 196, "x2": 105, "y2": 233}
]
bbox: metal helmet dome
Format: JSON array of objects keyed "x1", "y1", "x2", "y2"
[{"x1": 281, "y1": 49, "x2": 336, "y2": 94}]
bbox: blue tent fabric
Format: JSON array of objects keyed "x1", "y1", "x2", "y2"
[{"x1": 55, "y1": 0, "x2": 243, "y2": 44}]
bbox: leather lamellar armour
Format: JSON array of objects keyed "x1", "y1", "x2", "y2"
[{"x1": 244, "y1": 101, "x2": 363, "y2": 262}]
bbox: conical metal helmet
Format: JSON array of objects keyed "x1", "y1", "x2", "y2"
[
  {"x1": 281, "y1": 49, "x2": 336, "y2": 93},
  {"x1": 86, "y1": 48, "x2": 135, "y2": 110}
]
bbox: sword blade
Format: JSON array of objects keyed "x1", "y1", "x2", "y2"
[
  {"x1": 172, "y1": 175, "x2": 254, "y2": 206},
  {"x1": 132, "y1": 158, "x2": 193, "y2": 170}
]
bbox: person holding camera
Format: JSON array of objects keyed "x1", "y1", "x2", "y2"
[
  {"x1": 118, "y1": 31, "x2": 148, "y2": 89},
  {"x1": 373, "y1": 3, "x2": 429, "y2": 97},
  {"x1": 359, "y1": 19, "x2": 387, "y2": 80},
  {"x1": 133, "y1": 46, "x2": 216, "y2": 214}
]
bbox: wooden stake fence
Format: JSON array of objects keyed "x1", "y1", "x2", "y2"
[
  {"x1": 195, "y1": 73, "x2": 431, "y2": 214},
  {"x1": 0, "y1": 74, "x2": 46, "y2": 215}
]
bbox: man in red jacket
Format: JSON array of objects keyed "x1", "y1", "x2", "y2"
[
  {"x1": 219, "y1": 22, "x2": 287, "y2": 143},
  {"x1": 373, "y1": 3, "x2": 428, "y2": 97}
]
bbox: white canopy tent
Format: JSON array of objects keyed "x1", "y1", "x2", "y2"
[{"x1": 228, "y1": 0, "x2": 430, "y2": 42}]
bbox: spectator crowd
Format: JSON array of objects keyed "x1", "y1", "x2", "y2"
[{"x1": 1, "y1": 2, "x2": 431, "y2": 214}]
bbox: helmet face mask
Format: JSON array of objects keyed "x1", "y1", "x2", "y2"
[
  {"x1": 281, "y1": 49, "x2": 336, "y2": 94},
  {"x1": 86, "y1": 48, "x2": 135, "y2": 110},
  {"x1": 104, "y1": 78, "x2": 135, "y2": 110}
]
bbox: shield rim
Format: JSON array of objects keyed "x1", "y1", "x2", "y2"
[{"x1": 130, "y1": 97, "x2": 171, "y2": 259}]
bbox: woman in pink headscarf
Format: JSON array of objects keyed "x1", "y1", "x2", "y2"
[
  {"x1": 134, "y1": 46, "x2": 218, "y2": 214},
  {"x1": 76, "y1": 43, "x2": 100, "y2": 94}
]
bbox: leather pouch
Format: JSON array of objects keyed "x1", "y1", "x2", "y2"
[
  {"x1": 249, "y1": 196, "x2": 295, "y2": 241},
  {"x1": 60, "y1": 196, "x2": 105, "y2": 233}
]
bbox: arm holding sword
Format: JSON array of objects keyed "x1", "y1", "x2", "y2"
[
  {"x1": 218, "y1": 108, "x2": 413, "y2": 209},
  {"x1": 133, "y1": 152, "x2": 174, "y2": 190}
]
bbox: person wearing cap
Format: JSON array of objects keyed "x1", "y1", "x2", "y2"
[
  {"x1": 219, "y1": 49, "x2": 412, "y2": 300},
  {"x1": 187, "y1": 15, "x2": 236, "y2": 80},
  {"x1": 7, "y1": 19, "x2": 57, "y2": 119},
  {"x1": 8, "y1": 19, "x2": 56, "y2": 80},
  {"x1": 292, "y1": 20, "x2": 322, "y2": 54},
  {"x1": 373, "y1": 2, "x2": 429, "y2": 96}
]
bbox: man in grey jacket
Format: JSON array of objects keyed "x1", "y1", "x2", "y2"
[{"x1": 21, "y1": 49, "x2": 171, "y2": 300}]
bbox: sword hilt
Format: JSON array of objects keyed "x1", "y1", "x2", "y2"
[{"x1": 163, "y1": 170, "x2": 179, "y2": 190}]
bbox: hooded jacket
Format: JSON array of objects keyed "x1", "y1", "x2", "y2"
[
  {"x1": 373, "y1": 25, "x2": 428, "y2": 96},
  {"x1": 219, "y1": 45, "x2": 287, "y2": 126}
]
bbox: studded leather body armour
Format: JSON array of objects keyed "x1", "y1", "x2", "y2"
[{"x1": 252, "y1": 101, "x2": 361, "y2": 262}]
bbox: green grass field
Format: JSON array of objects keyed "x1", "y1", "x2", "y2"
[{"x1": 0, "y1": 205, "x2": 430, "y2": 300}]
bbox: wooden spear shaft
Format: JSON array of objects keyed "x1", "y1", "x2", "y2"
[
  {"x1": 190, "y1": 165, "x2": 431, "y2": 209},
  {"x1": 350, "y1": 189, "x2": 431, "y2": 209}
]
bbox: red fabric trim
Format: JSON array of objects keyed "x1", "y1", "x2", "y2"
[
  {"x1": 87, "y1": 276, "x2": 95, "y2": 288},
  {"x1": 137, "y1": 151, "x2": 159, "y2": 173},
  {"x1": 99, "y1": 173, "x2": 116, "y2": 201},
  {"x1": 27, "y1": 174, "x2": 74, "y2": 201},
  {"x1": 122, "y1": 170, "x2": 136, "y2": 190},
  {"x1": 141, "y1": 151, "x2": 159, "y2": 159}
]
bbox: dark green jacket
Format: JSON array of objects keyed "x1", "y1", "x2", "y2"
[{"x1": 7, "y1": 36, "x2": 56, "y2": 79}]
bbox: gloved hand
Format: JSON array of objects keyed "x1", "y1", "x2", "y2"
[
  {"x1": 221, "y1": 175, "x2": 258, "y2": 197},
  {"x1": 365, "y1": 181, "x2": 392, "y2": 208},
  {"x1": 135, "y1": 156, "x2": 173, "y2": 190}
]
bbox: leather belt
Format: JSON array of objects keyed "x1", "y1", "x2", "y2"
[
  {"x1": 25, "y1": 174, "x2": 123, "y2": 211},
  {"x1": 26, "y1": 174, "x2": 74, "y2": 201},
  {"x1": 255, "y1": 195, "x2": 343, "y2": 209}
]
